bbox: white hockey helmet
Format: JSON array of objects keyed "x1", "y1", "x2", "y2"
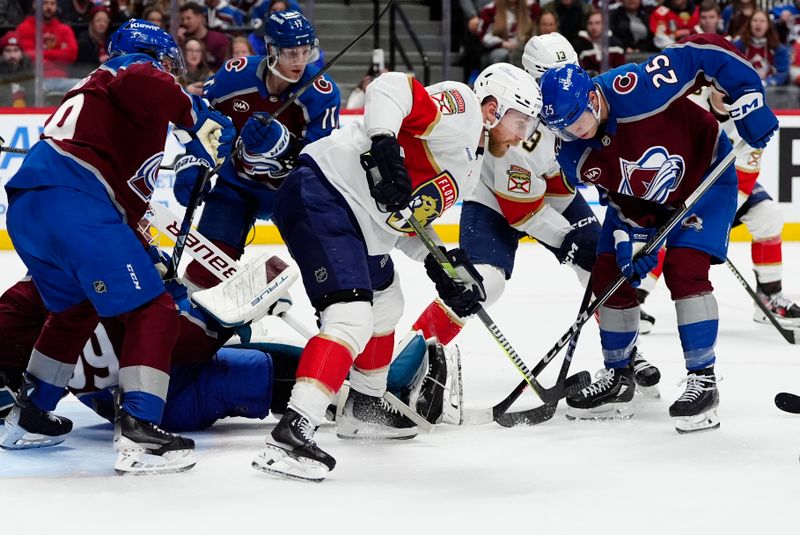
[
  {"x1": 522, "y1": 32, "x2": 578, "y2": 80},
  {"x1": 473, "y1": 62, "x2": 542, "y2": 137}
]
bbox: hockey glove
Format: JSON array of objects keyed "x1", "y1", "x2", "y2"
[
  {"x1": 556, "y1": 227, "x2": 597, "y2": 273},
  {"x1": 424, "y1": 247, "x2": 486, "y2": 318},
  {"x1": 173, "y1": 154, "x2": 211, "y2": 207},
  {"x1": 175, "y1": 96, "x2": 236, "y2": 166},
  {"x1": 613, "y1": 224, "x2": 661, "y2": 288},
  {"x1": 727, "y1": 92, "x2": 779, "y2": 149},
  {"x1": 238, "y1": 114, "x2": 293, "y2": 177},
  {"x1": 362, "y1": 134, "x2": 413, "y2": 212}
]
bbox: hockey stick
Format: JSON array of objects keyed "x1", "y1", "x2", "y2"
[
  {"x1": 775, "y1": 392, "x2": 800, "y2": 413},
  {"x1": 495, "y1": 280, "x2": 594, "y2": 427},
  {"x1": 725, "y1": 258, "x2": 799, "y2": 344},
  {"x1": 167, "y1": 2, "x2": 397, "y2": 279},
  {"x1": 398, "y1": 207, "x2": 569, "y2": 404},
  {"x1": 508, "y1": 142, "x2": 741, "y2": 402}
]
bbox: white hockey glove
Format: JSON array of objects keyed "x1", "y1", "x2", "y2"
[{"x1": 174, "y1": 96, "x2": 236, "y2": 167}]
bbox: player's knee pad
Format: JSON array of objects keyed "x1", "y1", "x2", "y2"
[
  {"x1": 319, "y1": 301, "x2": 373, "y2": 355},
  {"x1": 477, "y1": 264, "x2": 506, "y2": 308},
  {"x1": 372, "y1": 273, "x2": 404, "y2": 334},
  {"x1": 741, "y1": 198, "x2": 783, "y2": 241},
  {"x1": 662, "y1": 248, "x2": 712, "y2": 300},
  {"x1": 592, "y1": 253, "x2": 638, "y2": 308}
]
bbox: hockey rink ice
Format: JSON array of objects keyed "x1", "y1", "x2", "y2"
[{"x1": 0, "y1": 241, "x2": 798, "y2": 533}]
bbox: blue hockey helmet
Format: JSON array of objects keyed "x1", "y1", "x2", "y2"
[
  {"x1": 264, "y1": 10, "x2": 319, "y2": 60},
  {"x1": 539, "y1": 64, "x2": 600, "y2": 141},
  {"x1": 107, "y1": 19, "x2": 186, "y2": 76}
]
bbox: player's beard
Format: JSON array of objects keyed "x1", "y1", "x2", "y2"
[{"x1": 488, "y1": 131, "x2": 516, "y2": 157}]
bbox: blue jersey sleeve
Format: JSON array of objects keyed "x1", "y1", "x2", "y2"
[
  {"x1": 295, "y1": 68, "x2": 341, "y2": 144},
  {"x1": 599, "y1": 34, "x2": 765, "y2": 121}
]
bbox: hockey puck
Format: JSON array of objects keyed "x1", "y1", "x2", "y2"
[{"x1": 774, "y1": 392, "x2": 800, "y2": 414}]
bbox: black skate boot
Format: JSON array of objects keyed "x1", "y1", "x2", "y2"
[
  {"x1": 252, "y1": 408, "x2": 336, "y2": 482},
  {"x1": 669, "y1": 367, "x2": 720, "y2": 434},
  {"x1": 566, "y1": 364, "x2": 635, "y2": 420},
  {"x1": 637, "y1": 289, "x2": 656, "y2": 334},
  {"x1": 113, "y1": 402, "x2": 196, "y2": 475},
  {"x1": 754, "y1": 281, "x2": 800, "y2": 327},
  {"x1": 337, "y1": 388, "x2": 418, "y2": 440},
  {"x1": 408, "y1": 342, "x2": 463, "y2": 425},
  {"x1": 0, "y1": 373, "x2": 72, "y2": 450},
  {"x1": 632, "y1": 349, "x2": 661, "y2": 399},
  {"x1": 0, "y1": 369, "x2": 22, "y2": 422}
]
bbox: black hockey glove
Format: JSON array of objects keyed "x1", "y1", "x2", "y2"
[
  {"x1": 424, "y1": 247, "x2": 486, "y2": 318},
  {"x1": 556, "y1": 227, "x2": 597, "y2": 273},
  {"x1": 362, "y1": 134, "x2": 413, "y2": 212}
]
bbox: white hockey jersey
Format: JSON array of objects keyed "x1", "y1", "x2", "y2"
[
  {"x1": 464, "y1": 125, "x2": 577, "y2": 247},
  {"x1": 301, "y1": 72, "x2": 484, "y2": 255}
]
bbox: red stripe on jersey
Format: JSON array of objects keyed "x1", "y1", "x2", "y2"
[
  {"x1": 752, "y1": 236, "x2": 782, "y2": 266},
  {"x1": 494, "y1": 193, "x2": 544, "y2": 227},
  {"x1": 736, "y1": 168, "x2": 759, "y2": 197},
  {"x1": 545, "y1": 173, "x2": 574, "y2": 197},
  {"x1": 400, "y1": 76, "x2": 441, "y2": 137}
]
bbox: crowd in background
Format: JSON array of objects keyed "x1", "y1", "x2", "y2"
[{"x1": 2, "y1": 0, "x2": 800, "y2": 107}]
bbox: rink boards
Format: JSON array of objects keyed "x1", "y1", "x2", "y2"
[{"x1": 1, "y1": 108, "x2": 800, "y2": 250}]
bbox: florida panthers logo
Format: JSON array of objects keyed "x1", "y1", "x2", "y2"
[
  {"x1": 128, "y1": 152, "x2": 164, "y2": 202},
  {"x1": 386, "y1": 171, "x2": 459, "y2": 232},
  {"x1": 618, "y1": 146, "x2": 685, "y2": 203}
]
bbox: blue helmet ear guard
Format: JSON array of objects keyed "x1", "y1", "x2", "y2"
[
  {"x1": 539, "y1": 64, "x2": 595, "y2": 132},
  {"x1": 106, "y1": 19, "x2": 186, "y2": 76},
  {"x1": 263, "y1": 10, "x2": 319, "y2": 50}
]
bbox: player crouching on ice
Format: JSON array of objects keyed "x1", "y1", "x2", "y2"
[
  {"x1": 538, "y1": 34, "x2": 778, "y2": 432},
  {"x1": 0, "y1": 20, "x2": 236, "y2": 474},
  {"x1": 251, "y1": 64, "x2": 541, "y2": 481}
]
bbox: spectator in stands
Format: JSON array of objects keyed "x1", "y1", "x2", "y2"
[
  {"x1": 542, "y1": 0, "x2": 589, "y2": 47},
  {"x1": 457, "y1": 0, "x2": 491, "y2": 82},
  {"x1": 0, "y1": 31, "x2": 33, "y2": 107},
  {"x1": 143, "y1": 5, "x2": 166, "y2": 28},
  {"x1": 609, "y1": 0, "x2": 656, "y2": 53},
  {"x1": 73, "y1": 5, "x2": 111, "y2": 77},
  {"x1": 695, "y1": 0, "x2": 723, "y2": 35},
  {"x1": 231, "y1": 35, "x2": 254, "y2": 57},
  {"x1": 248, "y1": 0, "x2": 291, "y2": 55},
  {"x1": 15, "y1": 0, "x2": 78, "y2": 91},
  {"x1": 734, "y1": 8, "x2": 789, "y2": 86},
  {"x1": 770, "y1": 0, "x2": 800, "y2": 44},
  {"x1": 58, "y1": 0, "x2": 94, "y2": 23},
  {"x1": 205, "y1": 0, "x2": 246, "y2": 30},
  {"x1": 478, "y1": 0, "x2": 540, "y2": 67},
  {"x1": 179, "y1": 2, "x2": 230, "y2": 71},
  {"x1": 537, "y1": 10, "x2": 558, "y2": 35},
  {"x1": 0, "y1": 0, "x2": 30, "y2": 26},
  {"x1": 180, "y1": 37, "x2": 213, "y2": 96},
  {"x1": 650, "y1": 0, "x2": 699, "y2": 49},
  {"x1": 575, "y1": 8, "x2": 626, "y2": 74},
  {"x1": 723, "y1": 0, "x2": 755, "y2": 38}
]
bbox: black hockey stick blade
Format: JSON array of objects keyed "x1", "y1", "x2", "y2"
[
  {"x1": 775, "y1": 392, "x2": 800, "y2": 414},
  {"x1": 495, "y1": 370, "x2": 591, "y2": 427}
]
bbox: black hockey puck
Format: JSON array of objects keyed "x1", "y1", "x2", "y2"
[{"x1": 774, "y1": 392, "x2": 800, "y2": 414}]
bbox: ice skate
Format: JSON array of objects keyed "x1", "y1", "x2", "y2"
[
  {"x1": 114, "y1": 406, "x2": 196, "y2": 475},
  {"x1": 408, "y1": 342, "x2": 463, "y2": 425},
  {"x1": 0, "y1": 370, "x2": 19, "y2": 422},
  {"x1": 252, "y1": 408, "x2": 335, "y2": 482},
  {"x1": 337, "y1": 388, "x2": 418, "y2": 440},
  {"x1": 632, "y1": 349, "x2": 661, "y2": 399},
  {"x1": 754, "y1": 283, "x2": 800, "y2": 327},
  {"x1": 0, "y1": 374, "x2": 72, "y2": 449},
  {"x1": 669, "y1": 367, "x2": 720, "y2": 434},
  {"x1": 566, "y1": 365, "x2": 635, "y2": 420}
]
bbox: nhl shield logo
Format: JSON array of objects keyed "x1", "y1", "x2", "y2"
[
  {"x1": 93, "y1": 280, "x2": 107, "y2": 294},
  {"x1": 314, "y1": 267, "x2": 328, "y2": 283},
  {"x1": 618, "y1": 146, "x2": 685, "y2": 203},
  {"x1": 387, "y1": 171, "x2": 459, "y2": 232}
]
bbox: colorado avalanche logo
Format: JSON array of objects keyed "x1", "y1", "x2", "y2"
[
  {"x1": 128, "y1": 152, "x2": 164, "y2": 202},
  {"x1": 618, "y1": 146, "x2": 685, "y2": 203},
  {"x1": 387, "y1": 171, "x2": 459, "y2": 232}
]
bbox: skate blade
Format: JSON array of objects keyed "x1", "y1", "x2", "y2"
[
  {"x1": 114, "y1": 442, "x2": 196, "y2": 475},
  {"x1": 0, "y1": 421, "x2": 66, "y2": 450},
  {"x1": 674, "y1": 408, "x2": 720, "y2": 434},
  {"x1": 565, "y1": 403, "x2": 634, "y2": 421},
  {"x1": 635, "y1": 384, "x2": 661, "y2": 399},
  {"x1": 753, "y1": 310, "x2": 800, "y2": 328},
  {"x1": 251, "y1": 443, "x2": 329, "y2": 482},
  {"x1": 639, "y1": 321, "x2": 654, "y2": 335},
  {"x1": 336, "y1": 415, "x2": 418, "y2": 440}
]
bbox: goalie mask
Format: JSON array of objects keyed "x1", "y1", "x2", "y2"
[
  {"x1": 107, "y1": 19, "x2": 186, "y2": 77},
  {"x1": 263, "y1": 10, "x2": 320, "y2": 83}
]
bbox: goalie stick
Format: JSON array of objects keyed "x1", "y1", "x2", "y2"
[
  {"x1": 148, "y1": 203, "x2": 434, "y2": 432},
  {"x1": 725, "y1": 258, "x2": 800, "y2": 344}
]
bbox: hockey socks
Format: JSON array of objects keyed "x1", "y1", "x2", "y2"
[{"x1": 412, "y1": 301, "x2": 464, "y2": 346}]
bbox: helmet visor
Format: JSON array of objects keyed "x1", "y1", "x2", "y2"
[
  {"x1": 160, "y1": 44, "x2": 186, "y2": 77},
  {"x1": 550, "y1": 100, "x2": 599, "y2": 141},
  {"x1": 497, "y1": 108, "x2": 537, "y2": 141},
  {"x1": 274, "y1": 43, "x2": 320, "y2": 66}
]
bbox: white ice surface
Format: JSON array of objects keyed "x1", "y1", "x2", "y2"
[{"x1": 0, "y1": 242, "x2": 798, "y2": 534}]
